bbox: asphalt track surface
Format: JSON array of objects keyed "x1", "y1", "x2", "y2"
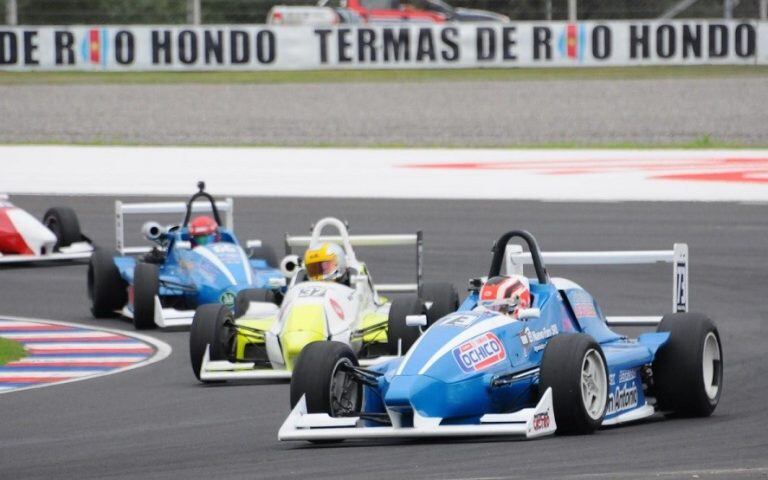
[
  {"x1": 1, "y1": 195, "x2": 767, "y2": 480},
  {"x1": 1, "y1": 77, "x2": 767, "y2": 146}
]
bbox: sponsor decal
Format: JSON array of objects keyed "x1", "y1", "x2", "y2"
[
  {"x1": 572, "y1": 302, "x2": 598, "y2": 318},
  {"x1": 618, "y1": 369, "x2": 637, "y2": 383},
  {"x1": 298, "y1": 286, "x2": 326, "y2": 297},
  {"x1": 209, "y1": 243, "x2": 241, "y2": 263},
  {"x1": 609, "y1": 373, "x2": 616, "y2": 386},
  {"x1": 606, "y1": 384, "x2": 639, "y2": 415},
  {"x1": 532, "y1": 411, "x2": 551, "y2": 431},
  {"x1": 440, "y1": 312, "x2": 484, "y2": 327},
  {"x1": 220, "y1": 291, "x2": 236, "y2": 308},
  {"x1": 518, "y1": 324, "x2": 559, "y2": 352},
  {"x1": 329, "y1": 297, "x2": 345, "y2": 320},
  {"x1": 452, "y1": 332, "x2": 507, "y2": 373}
]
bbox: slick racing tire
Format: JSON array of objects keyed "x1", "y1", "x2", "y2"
[
  {"x1": 652, "y1": 312, "x2": 723, "y2": 417},
  {"x1": 421, "y1": 282, "x2": 460, "y2": 327},
  {"x1": 43, "y1": 206, "x2": 83, "y2": 251},
  {"x1": 386, "y1": 294, "x2": 424, "y2": 355},
  {"x1": 190, "y1": 304, "x2": 233, "y2": 382},
  {"x1": 133, "y1": 262, "x2": 159, "y2": 330},
  {"x1": 88, "y1": 248, "x2": 127, "y2": 318},
  {"x1": 234, "y1": 288, "x2": 278, "y2": 318},
  {"x1": 249, "y1": 243, "x2": 279, "y2": 269},
  {"x1": 290, "y1": 341, "x2": 362, "y2": 417},
  {"x1": 540, "y1": 333, "x2": 608, "y2": 435}
]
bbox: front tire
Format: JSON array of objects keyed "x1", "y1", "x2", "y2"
[
  {"x1": 653, "y1": 312, "x2": 723, "y2": 417},
  {"x1": 540, "y1": 333, "x2": 608, "y2": 435},
  {"x1": 421, "y1": 282, "x2": 459, "y2": 326},
  {"x1": 88, "y1": 248, "x2": 127, "y2": 318},
  {"x1": 234, "y1": 288, "x2": 277, "y2": 318},
  {"x1": 189, "y1": 304, "x2": 233, "y2": 382},
  {"x1": 386, "y1": 294, "x2": 424, "y2": 355},
  {"x1": 290, "y1": 341, "x2": 362, "y2": 416},
  {"x1": 43, "y1": 206, "x2": 82, "y2": 251},
  {"x1": 133, "y1": 262, "x2": 159, "y2": 330}
]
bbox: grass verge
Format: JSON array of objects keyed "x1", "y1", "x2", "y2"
[
  {"x1": 0, "y1": 338, "x2": 25, "y2": 366},
  {"x1": 1, "y1": 65, "x2": 767, "y2": 85}
]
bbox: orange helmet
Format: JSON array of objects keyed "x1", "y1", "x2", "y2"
[
  {"x1": 479, "y1": 275, "x2": 531, "y2": 318},
  {"x1": 189, "y1": 216, "x2": 218, "y2": 246}
]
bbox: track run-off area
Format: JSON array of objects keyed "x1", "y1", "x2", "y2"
[{"x1": 0, "y1": 147, "x2": 766, "y2": 479}]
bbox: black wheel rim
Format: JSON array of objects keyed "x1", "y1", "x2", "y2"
[{"x1": 329, "y1": 359, "x2": 359, "y2": 417}]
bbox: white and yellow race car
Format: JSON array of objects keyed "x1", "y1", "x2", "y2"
[{"x1": 189, "y1": 217, "x2": 458, "y2": 382}]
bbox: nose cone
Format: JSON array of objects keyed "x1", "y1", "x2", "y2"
[
  {"x1": 280, "y1": 304, "x2": 326, "y2": 370},
  {"x1": 384, "y1": 375, "x2": 447, "y2": 417}
]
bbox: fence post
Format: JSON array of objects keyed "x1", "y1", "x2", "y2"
[
  {"x1": 723, "y1": 0, "x2": 733, "y2": 18},
  {"x1": 546, "y1": 0, "x2": 552, "y2": 20},
  {"x1": 187, "y1": 0, "x2": 201, "y2": 24},
  {"x1": 568, "y1": 0, "x2": 577, "y2": 22},
  {"x1": 6, "y1": 0, "x2": 18, "y2": 25},
  {"x1": 760, "y1": 0, "x2": 767, "y2": 19}
]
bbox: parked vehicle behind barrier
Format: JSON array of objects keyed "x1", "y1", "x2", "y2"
[{"x1": 267, "y1": 0, "x2": 508, "y2": 25}]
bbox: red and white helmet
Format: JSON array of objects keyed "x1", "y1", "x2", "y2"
[
  {"x1": 189, "y1": 215, "x2": 219, "y2": 246},
  {"x1": 479, "y1": 275, "x2": 531, "y2": 318}
]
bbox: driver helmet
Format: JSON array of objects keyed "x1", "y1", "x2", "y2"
[
  {"x1": 478, "y1": 275, "x2": 531, "y2": 318},
  {"x1": 189, "y1": 215, "x2": 219, "y2": 247},
  {"x1": 304, "y1": 242, "x2": 347, "y2": 282}
]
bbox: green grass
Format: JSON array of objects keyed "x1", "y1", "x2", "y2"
[
  {"x1": 0, "y1": 338, "x2": 25, "y2": 366},
  {"x1": 1, "y1": 65, "x2": 767, "y2": 85}
]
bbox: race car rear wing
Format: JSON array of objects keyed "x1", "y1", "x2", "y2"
[
  {"x1": 504, "y1": 243, "x2": 689, "y2": 326},
  {"x1": 115, "y1": 199, "x2": 234, "y2": 255},
  {"x1": 284, "y1": 218, "x2": 422, "y2": 295}
]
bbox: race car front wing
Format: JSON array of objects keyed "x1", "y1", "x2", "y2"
[{"x1": 278, "y1": 387, "x2": 557, "y2": 442}]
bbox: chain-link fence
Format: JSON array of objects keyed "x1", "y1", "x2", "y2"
[{"x1": 3, "y1": 0, "x2": 767, "y2": 25}]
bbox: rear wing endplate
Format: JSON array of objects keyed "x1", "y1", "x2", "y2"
[
  {"x1": 505, "y1": 243, "x2": 689, "y2": 324},
  {"x1": 285, "y1": 225, "x2": 422, "y2": 295},
  {"x1": 115, "y1": 198, "x2": 234, "y2": 255}
]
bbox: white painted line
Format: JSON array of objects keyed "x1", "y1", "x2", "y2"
[
  {"x1": 25, "y1": 343, "x2": 151, "y2": 350},
  {"x1": 0, "y1": 371, "x2": 107, "y2": 378},
  {"x1": 0, "y1": 331, "x2": 122, "y2": 339},
  {"x1": 8, "y1": 356, "x2": 144, "y2": 364},
  {"x1": 0, "y1": 146, "x2": 767, "y2": 202},
  {"x1": 0, "y1": 316, "x2": 172, "y2": 395}
]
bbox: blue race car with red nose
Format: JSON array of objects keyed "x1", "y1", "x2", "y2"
[
  {"x1": 280, "y1": 230, "x2": 723, "y2": 442},
  {"x1": 88, "y1": 183, "x2": 284, "y2": 329}
]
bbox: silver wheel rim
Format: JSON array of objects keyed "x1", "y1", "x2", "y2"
[
  {"x1": 329, "y1": 358, "x2": 358, "y2": 417},
  {"x1": 581, "y1": 348, "x2": 607, "y2": 420},
  {"x1": 702, "y1": 332, "x2": 721, "y2": 400}
]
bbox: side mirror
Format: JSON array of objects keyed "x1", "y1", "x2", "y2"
[
  {"x1": 517, "y1": 308, "x2": 541, "y2": 320},
  {"x1": 406, "y1": 314, "x2": 427, "y2": 327},
  {"x1": 280, "y1": 254, "x2": 301, "y2": 278},
  {"x1": 268, "y1": 277, "x2": 287, "y2": 288},
  {"x1": 175, "y1": 240, "x2": 192, "y2": 250},
  {"x1": 246, "y1": 239, "x2": 263, "y2": 249},
  {"x1": 468, "y1": 277, "x2": 485, "y2": 292}
]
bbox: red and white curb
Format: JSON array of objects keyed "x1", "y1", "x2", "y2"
[{"x1": 0, "y1": 316, "x2": 171, "y2": 394}]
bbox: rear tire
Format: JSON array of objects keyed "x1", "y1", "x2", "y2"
[
  {"x1": 249, "y1": 243, "x2": 279, "y2": 269},
  {"x1": 540, "y1": 333, "x2": 608, "y2": 435},
  {"x1": 43, "y1": 207, "x2": 82, "y2": 251},
  {"x1": 234, "y1": 288, "x2": 277, "y2": 318},
  {"x1": 133, "y1": 262, "x2": 159, "y2": 330},
  {"x1": 421, "y1": 282, "x2": 459, "y2": 326},
  {"x1": 88, "y1": 248, "x2": 127, "y2": 318},
  {"x1": 653, "y1": 312, "x2": 723, "y2": 417},
  {"x1": 290, "y1": 341, "x2": 361, "y2": 416},
  {"x1": 386, "y1": 294, "x2": 424, "y2": 355},
  {"x1": 189, "y1": 304, "x2": 233, "y2": 382}
]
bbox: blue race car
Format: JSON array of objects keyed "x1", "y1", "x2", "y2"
[
  {"x1": 88, "y1": 182, "x2": 284, "y2": 329},
  {"x1": 280, "y1": 230, "x2": 723, "y2": 442}
]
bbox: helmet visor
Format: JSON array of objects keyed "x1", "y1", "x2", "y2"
[{"x1": 306, "y1": 259, "x2": 337, "y2": 281}]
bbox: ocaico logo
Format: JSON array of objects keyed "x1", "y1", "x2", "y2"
[{"x1": 452, "y1": 332, "x2": 507, "y2": 373}]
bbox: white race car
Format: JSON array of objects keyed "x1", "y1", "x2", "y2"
[
  {"x1": 190, "y1": 217, "x2": 459, "y2": 382},
  {"x1": 0, "y1": 194, "x2": 93, "y2": 265}
]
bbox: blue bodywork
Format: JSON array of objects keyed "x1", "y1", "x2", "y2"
[
  {"x1": 115, "y1": 226, "x2": 283, "y2": 313},
  {"x1": 364, "y1": 277, "x2": 669, "y2": 426}
]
